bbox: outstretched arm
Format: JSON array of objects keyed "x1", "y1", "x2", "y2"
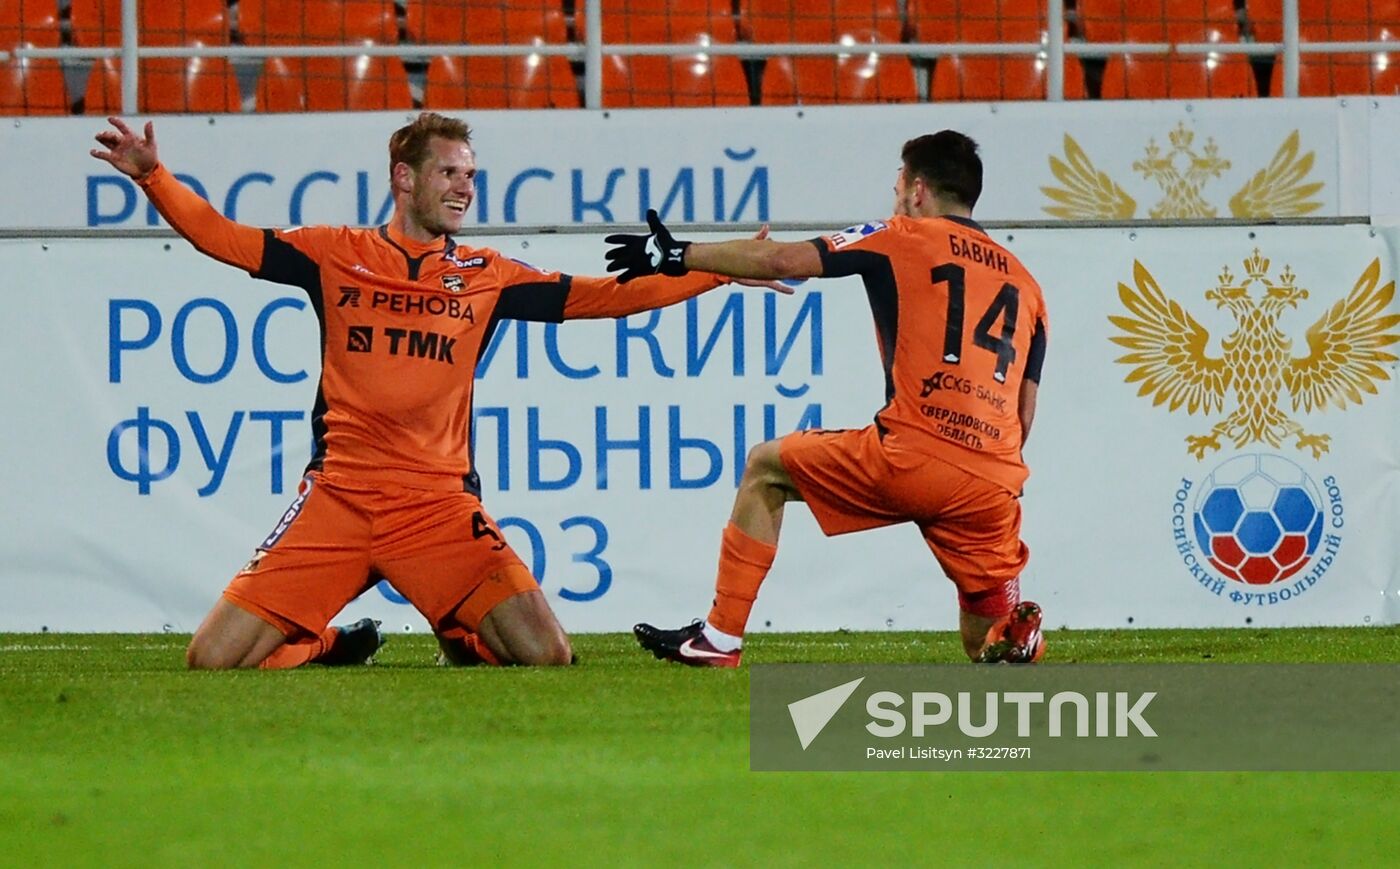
[
  {"x1": 605, "y1": 209, "x2": 823, "y2": 282},
  {"x1": 683, "y1": 238, "x2": 823, "y2": 280},
  {"x1": 564, "y1": 222, "x2": 790, "y2": 319},
  {"x1": 562, "y1": 271, "x2": 729, "y2": 319},
  {"x1": 91, "y1": 117, "x2": 264, "y2": 272}
]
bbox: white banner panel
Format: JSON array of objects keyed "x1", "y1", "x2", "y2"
[
  {"x1": 2, "y1": 224, "x2": 1398, "y2": 633},
  {"x1": 0, "y1": 97, "x2": 1379, "y2": 229}
]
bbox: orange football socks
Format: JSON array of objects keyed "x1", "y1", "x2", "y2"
[
  {"x1": 258, "y1": 626, "x2": 339, "y2": 669},
  {"x1": 705, "y1": 522, "x2": 778, "y2": 639}
]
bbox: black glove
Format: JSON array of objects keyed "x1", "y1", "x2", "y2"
[{"x1": 603, "y1": 209, "x2": 691, "y2": 284}]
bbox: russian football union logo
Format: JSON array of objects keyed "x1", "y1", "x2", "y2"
[
  {"x1": 1171, "y1": 453, "x2": 1343, "y2": 606},
  {"x1": 1192, "y1": 454, "x2": 1324, "y2": 584}
]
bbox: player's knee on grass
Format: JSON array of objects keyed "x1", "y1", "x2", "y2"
[
  {"x1": 477, "y1": 590, "x2": 573, "y2": 666},
  {"x1": 486, "y1": 623, "x2": 571, "y2": 666},
  {"x1": 185, "y1": 637, "x2": 215, "y2": 670},
  {"x1": 186, "y1": 634, "x2": 243, "y2": 670},
  {"x1": 186, "y1": 599, "x2": 288, "y2": 669},
  {"x1": 514, "y1": 629, "x2": 573, "y2": 666}
]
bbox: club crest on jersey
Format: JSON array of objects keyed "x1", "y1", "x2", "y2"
[
  {"x1": 827, "y1": 221, "x2": 887, "y2": 249},
  {"x1": 441, "y1": 274, "x2": 464, "y2": 292}
]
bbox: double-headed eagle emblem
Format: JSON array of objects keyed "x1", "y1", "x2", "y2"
[
  {"x1": 1043, "y1": 124, "x2": 1323, "y2": 219},
  {"x1": 1109, "y1": 251, "x2": 1400, "y2": 458}
]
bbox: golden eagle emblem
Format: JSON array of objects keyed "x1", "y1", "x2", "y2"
[
  {"x1": 1043, "y1": 124, "x2": 1323, "y2": 219},
  {"x1": 1109, "y1": 251, "x2": 1400, "y2": 458}
]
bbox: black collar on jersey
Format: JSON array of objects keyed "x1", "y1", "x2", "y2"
[
  {"x1": 942, "y1": 214, "x2": 986, "y2": 234},
  {"x1": 377, "y1": 225, "x2": 453, "y2": 281}
]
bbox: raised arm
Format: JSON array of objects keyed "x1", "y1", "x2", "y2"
[{"x1": 91, "y1": 117, "x2": 264, "y2": 273}]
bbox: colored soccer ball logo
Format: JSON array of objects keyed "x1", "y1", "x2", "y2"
[{"x1": 1192, "y1": 454, "x2": 1326, "y2": 585}]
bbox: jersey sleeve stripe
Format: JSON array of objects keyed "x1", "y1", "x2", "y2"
[
  {"x1": 494, "y1": 276, "x2": 571, "y2": 323},
  {"x1": 816, "y1": 243, "x2": 891, "y2": 280},
  {"x1": 1024, "y1": 316, "x2": 1047, "y2": 384},
  {"x1": 819, "y1": 247, "x2": 900, "y2": 404},
  {"x1": 253, "y1": 230, "x2": 321, "y2": 293}
]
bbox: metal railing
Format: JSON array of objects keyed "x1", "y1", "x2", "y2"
[{"x1": 1, "y1": 0, "x2": 1394, "y2": 111}]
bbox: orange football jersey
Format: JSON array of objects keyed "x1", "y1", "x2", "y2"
[
  {"x1": 140, "y1": 165, "x2": 723, "y2": 492},
  {"x1": 813, "y1": 215, "x2": 1048, "y2": 493}
]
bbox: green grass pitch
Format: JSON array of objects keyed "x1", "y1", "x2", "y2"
[{"x1": 2, "y1": 627, "x2": 1398, "y2": 866}]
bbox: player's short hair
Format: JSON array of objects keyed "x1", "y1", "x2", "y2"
[
  {"x1": 901, "y1": 131, "x2": 982, "y2": 210},
  {"x1": 388, "y1": 112, "x2": 473, "y2": 178}
]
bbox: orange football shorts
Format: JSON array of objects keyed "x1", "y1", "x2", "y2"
[
  {"x1": 778, "y1": 426, "x2": 1030, "y2": 596},
  {"x1": 223, "y1": 471, "x2": 538, "y2": 639}
]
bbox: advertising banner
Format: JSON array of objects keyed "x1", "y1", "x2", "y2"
[
  {"x1": 1, "y1": 222, "x2": 1396, "y2": 632},
  {"x1": 0, "y1": 98, "x2": 1377, "y2": 229}
]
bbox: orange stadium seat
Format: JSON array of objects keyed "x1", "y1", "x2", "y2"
[
  {"x1": 912, "y1": 0, "x2": 1086, "y2": 100},
  {"x1": 1373, "y1": 59, "x2": 1400, "y2": 92},
  {"x1": 743, "y1": 0, "x2": 915, "y2": 104},
  {"x1": 70, "y1": 0, "x2": 230, "y2": 46},
  {"x1": 239, "y1": 0, "x2": 396, "y2": 45},
  {"x1": 411, "y1": 0, "x2": 579, "y2": 109},
  {"x1": 83, "y1": 53, "x2": 241, "y2": 113},
  {"x1": 256, "y1": 55, "x2": 412, "y2": 111},
  {"x1": 242, "y1": 0, "x2": 406, "y2": 112},
  {"x1": 601, "y1": 54, "x2": 750, "y2": 107},
  {"x1": 910, "y1": 0, "x2": 1041, "y2": 43},
  {"x1": 72, "y1": 0, "x2": 238, "y2": 113},
  {"x1": 406, "y1": 0, "x2": 566, "y2": 43},
  {"x1": 575, "y1": 0, "x2": 746, "y2": 107},
  {"x1": 1252, "y1": 0, "x2": 1400, "y2": 94},
  {"x1": 0, "y1": 58, "x2": 67, "y2": 114},
  {"x1": 1249, "y1": 0, "x2": 1398, "y2": 40},
  {"x1": 582, "y1": 0, "x2": 737, "y2": 43},
  {"x1": 741, "y1": 0, "x2": 903, "y2": 42},
  {"x1": 1078, "y1": 0, "x2": 1240, "y2": 43},
  {"x1": 1081, "y1": 0, "x2": 1253, "y2": 97},
  {"x1": 1100, "y1": 54, "x2": 1257, "y2": 97},
  {"x1": 0, "y1": 0, "x2": 68, "y2": 114},
  {"x1": 929, "y1": 53, "x2": 1087, "y2": 100},
  {"x1": 761, "y1": 48, "x2": 917, "y2": 104},
  {"x1": 423, "y1": 54, "x2": 579, "y2": 109},
  {"x1": 1265, "y1": 34, "x2": 1372, "y2": 95},
  {"x1": 0, "y1": 0, "x2": 58, "y2": 33}
]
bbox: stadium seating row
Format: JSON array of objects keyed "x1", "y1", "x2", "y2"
[{"x1": 3, "y1": 0, "x2": 1400, "y2": 114}]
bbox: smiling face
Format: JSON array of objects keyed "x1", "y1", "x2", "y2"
[{"x1": 396, "y1": 135, "x2": 476, "y2": 240}]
